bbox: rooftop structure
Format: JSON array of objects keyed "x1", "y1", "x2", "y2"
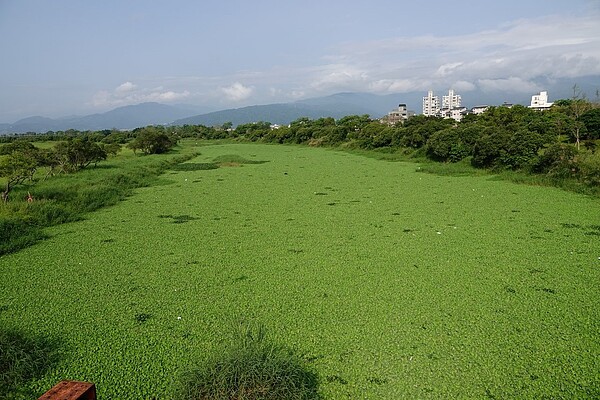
[
  {"x1": 382, "y1": 103, "x2": 414, "y2": 125},
  {"x1": 471, "y1": 105, "x2": 489, "y2": 115},
  {"x1": 529, "y1": 91, "x2": 553, "y2": 110}
]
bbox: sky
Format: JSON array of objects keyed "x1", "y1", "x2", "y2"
[{"x1": 0, "y1": 0, "x2": 599, "y2": 121}]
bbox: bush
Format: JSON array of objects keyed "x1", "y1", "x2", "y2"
[
  {"x1": 128, "y1": 128, "x2": 177, "y2": 154},
  {"x1": 578, "y1": 152, "x2": 600, "y2": 187},
  {"x1": 533, "y1": 143, "x2": 579, "y2": 178},
  {"x1": 499, "y1": 129, "x2": 544, "y2": 170},
  {"x1": 426, "y1": 128, "x2": 471, "y2": 162},
  {"x1": 471, "y1": 130, "x2": 511, "y2": 168},
  {"x1": 176, "y1": 323, "x2": 321, "y2": 400}
]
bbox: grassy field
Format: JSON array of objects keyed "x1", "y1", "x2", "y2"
[{"x1": 1, "y1": 142, "x2": 599, "y2": 398}]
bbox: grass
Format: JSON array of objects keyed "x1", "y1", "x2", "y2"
[
  {"x1": 0, "y1": 328, "x2": 61, "y2": 399},
  {"x1": 342, "y1": 148, "x2": 600, "y2": 198},
  {"x1": 0, "y1": 142, "x2": 598, "y2": 398},
  {"x1": 176, "y1": 322, "x2": 320, "y2": 400},
  {"x1": 0, "y1": 142, "x2": 201, "y2": 255}
]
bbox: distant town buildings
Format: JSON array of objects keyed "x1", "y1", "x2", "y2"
[
  {"x1": 384, "y1": 103, "x2": 414, "y2": 124},
  {"x1": 424, "y1": 89, "x2": 467, "y2": 122},
  {"x1": 529, "y1": 91, "x2": 553, "y2": 110},
  {"x1": 385, "y1": 89, "x2": 553, "y2": 125}
]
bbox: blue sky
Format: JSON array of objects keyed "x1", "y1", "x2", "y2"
[{"x1": 0, "y1": 0, "x2": 599, "y2": 121}]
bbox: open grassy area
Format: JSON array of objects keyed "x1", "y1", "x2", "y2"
[
  {"x1": 0, "y1": 142, "x2": 202, "y2": 255},
  {"x1": 1, "y1": 142, "x2": 598, "y2": 398}
]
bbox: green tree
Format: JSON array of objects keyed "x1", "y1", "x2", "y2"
[
  {"x1": 500, "y1": 129, "x2": 544, "y2": 169},
  {"x1": 426, "y1": 128, "x2": 470, "y2": 162},
  {"x1": 0, "y1": 143, "x2": 40, "y2": 202},
  {"x1": 579, "y1": 108, "x2": 600, "y2": 140},
  {"x1": 532, "y1": 143, "x2": 579, "y2": 178},
  {"x1": 127, "y1": 127, "x2": 177, "y2": 154},
  {"x1": 566, "y1": 85, "x2": 593, "y2": 150},
  {"x1": 471, "y1": 128, "x2": 511, "y2": 169},
  {"x1": 235, "y1": 121, "x2": 272, "y2": 141},
  {"x1": 401, "y1": 115, "x2": 453, "y2": 149},
  {"x1": 51, "y1": 139, "x2": 107, "y2": 172}
]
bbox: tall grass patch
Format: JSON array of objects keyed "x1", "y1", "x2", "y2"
[
  {"x1": 0, "y1": 329, "x2": 61, "y2": 399},
  {"x1": 176, "y1": 322, "x2": 320, "y2": 400}
]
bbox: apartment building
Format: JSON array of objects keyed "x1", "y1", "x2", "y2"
[
  {"x1": 423, "y1": 90, "x2": 440, "y2": 117},
  {"x1": 442, "y1": 89, "x2": 462, "y2": 109}
]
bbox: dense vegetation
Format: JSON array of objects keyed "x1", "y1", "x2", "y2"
[
  {"x1": 0, "y1": 139, "x2": 194, "y2": 255},
  {"x1": 0, "y1": 96, "x2": 599, "y2": 398},
  {"x1": 1, "y1": 143, "x2": 597, "y2": 398},
  {"x1": 3, "y1": 97, "x2": 598, "y2": 200},
  {"x1": 0, "y1": 329, "x2": 59, "y2": 399}
]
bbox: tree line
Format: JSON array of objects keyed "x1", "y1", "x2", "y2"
[
  {"x1": 1, "y1": 97, "x2": 599, "y2": 203},
  {"x1": 0, "y1": 126, "x2": 180, "y2": 202},
  {"x1": 183, "y1": 99, "x2": 600, "y2": 188}
]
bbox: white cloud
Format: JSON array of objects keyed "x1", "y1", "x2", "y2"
[
  {"x1": 89, "y1": 14, "x2": 600, "y2": 111},
  {"x1": 115, "y1": 81, "x2": 136, "y2": 93},
  {"x1": 368, "y1": 79, "x2": 430, "y2": 93},
  {"x1": 435, "y1": 63, "x2": 464, "y2": 78},
  {"x1": 321, "y1": 14, "x2": 600, "y2": 94},
  {"x1": 220, "y1": 82, "x2": 253, "y2": 101},
  {"x1": 91, "y1": 81, "x2": 190, "y2": 108}
]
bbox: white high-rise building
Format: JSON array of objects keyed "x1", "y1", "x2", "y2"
[
  {"x1": 442, "y1": 89, "x2": 461, "y2": 109},
  {"x1": 423, "y1": 90, "x2": 440, "y2": 116},
  {"x1": 529, "y1": 91, "x2": 553, "y2": 110}
]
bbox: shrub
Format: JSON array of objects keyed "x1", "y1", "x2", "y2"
[
  {"x1": 471, "y1": 130, "x2": 511, "y2": 168},
  {"x1": 426, "y1": 128, "x2": 471, "y2": 162},
  {"x1": 499, "y1": 129, "x2": 544, "y2": 170},
  {"x1": 578, "y1": 152, "x2": 600, "y2": 187},
  {"x1": 176, "y1": 323, "x2": 321, "y2": 400},
  {"x1": 533, "y1": 143, "x2": 579, "y2": 178},
  {"x1": 128, "y1": 128, "x2": 177, "y2": 154}
]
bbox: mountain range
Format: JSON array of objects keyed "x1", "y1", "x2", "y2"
[
  {"x1": 0, "y1": 93, "x2": 402, "y2": 134},
  {"x1": 0, "y1": 103, "x2": 194, "y2": 134},
  {"x1": 1, "y1": 77, "x2": 597, "y2": 134}
]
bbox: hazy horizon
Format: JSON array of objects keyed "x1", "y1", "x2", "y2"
[{"x1": 1, "y1": 0, "x2": 599, "y2": 122}]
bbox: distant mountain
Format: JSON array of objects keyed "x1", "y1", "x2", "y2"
[
  {"x1": 171, "y1": 100, "x2": 385, "y2": 127},
  {"x1": 2, "y1": 116, "x2": 60, "y2": 133},
  {"x1": 171, "y1": 93, "x2": 412, "y2": 127},
  {"x1": 2, "y1": 77, "x2": 597, "y2": 134},
  {"x1": 70, "y1": 102, "x2": 194, "y2": 131},
  {"x1": 296, "y1": 92, "x2": 398, "y2": 116},
  {"x1": 1, "y1": 102, "x2": 197, "y2": 134}
]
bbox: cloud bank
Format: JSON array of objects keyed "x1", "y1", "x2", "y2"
[
  {"x1": 90, "y1": 13, "x2": 600, "y2": 111},
  {"x1": 220, "y1": 82, "x2": 254, "y2": 102},
  {"x1": 92, "y1": 82, "x2": 190, "y2": 108},
  {"x1": 310, "y1": 14, "x2": 600, "y2": 95}
]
